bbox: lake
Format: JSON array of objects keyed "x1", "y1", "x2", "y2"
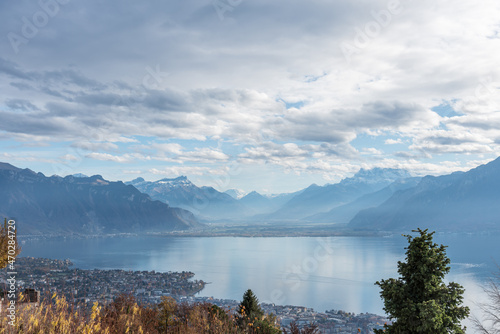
[{"x1": 18, "y1": 233, "x2": 499, "y2": 324}]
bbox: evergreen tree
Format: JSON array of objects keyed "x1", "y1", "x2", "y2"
[
  {"x1": 238, "y1": 289, "x2": 281, "y2": 333},
  {"x1": 375, "y1": 228, "x2": 469, "y2": 334},
  {"x1": 239, "y1": 289, "x2": 264, "y2": 320}
]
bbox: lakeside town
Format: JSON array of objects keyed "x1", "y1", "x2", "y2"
[
  {"x1": 0, "y1": 257, "x2": 205, "y2": 304},
  {"x1": 1, "y1": 257, "x2": 390, "y2": 333}
]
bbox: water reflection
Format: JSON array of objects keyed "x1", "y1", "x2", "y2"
[{"x1": 20, "y1": 234, "x2": 498, "y2": 321}]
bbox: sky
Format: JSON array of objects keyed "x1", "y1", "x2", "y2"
[{"x1": 1, "y1": 0, "x2": 500, "y2": 194}]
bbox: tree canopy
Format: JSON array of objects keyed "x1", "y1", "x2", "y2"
[
  {"x1": 239, "y1": 289, "x2": 264, "y2": 320},
  {"x1": 375, "y1": 228, "x2": 469, "y2": 333},
  {"x1": 238, "y1": 289, "x2": 280, "y2": 333}
]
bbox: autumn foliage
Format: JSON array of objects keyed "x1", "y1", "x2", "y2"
[{"x1": 0, "y1": 292, "x2": 283, "y2": 333}]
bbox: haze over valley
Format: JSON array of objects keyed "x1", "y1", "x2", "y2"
[{"x1": 3, "y1": 157, "x2": 500, "y2": 235}]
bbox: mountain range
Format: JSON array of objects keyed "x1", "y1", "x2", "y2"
[
  {"x1": 305, "y1": 177, "x2": 422, "y2": 224},
  {"x1": 126, "y1": 176, "x2": 251, "y2": 220},
  {"x1": 264, "y1": 168, "x2": 412, "y2": 220},
  {"x1": 3, "y1": 157, "x2": 500, "y2": 234},
  {"x1": 349, "y1": 157, "x2": 500, "y2": 231},
  {"x1": 0, "y1": 163, "x2": 200, "y2": 235},
  {"x1": 126, "y1": 169, "x2": 411, "y2": 222}
]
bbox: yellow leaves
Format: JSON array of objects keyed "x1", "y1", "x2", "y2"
[
  {"x1": 0, "y1": 291, "x2": 277, "y2": 333},
  {"x1": 0, "y1": 293, "x2": 108, "y2": 334}
]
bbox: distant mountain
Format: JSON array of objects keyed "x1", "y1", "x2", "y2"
[
  {"x1": 126, "y1": 177, "x2": 250, "y2": 220},
  {"x1": 224, "y1": 189, "x2": 246, "y2": 199},
  {"x1": 349, "y1": 157, "x2": 500, "y2": 231},
  {"x1": 239, "y1": 191, "x2": 274, "y2": 215},
  {"x1": 0, "y1": 163, "x2": 200, "y2": 235},
  {"x1": 72, "y1": 173, "x2": 89, "y2": 178},
  {"x1": 306, "y1": 177, "x2": 421, "y2": 224},
  {"x1": 267, "y1": 168, "x2": 411, "y2": 220},
  {"x1": 238, "y1": 190, "x2": 304, "y2": 216}
]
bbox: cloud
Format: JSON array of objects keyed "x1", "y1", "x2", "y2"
[
  {"x1": 122, "y1": 170, "x2": 142, "y2": 175},
  {"x1": 181, "y1": 148, "x2": 229, "y2": 163},
  {"x1": 86, "y1": 153, "x2": 141, "y2": 163},
  {"x1": 385, "y1": 138, "x2": 403, "y2": 145},
  {"x1": 361, "y1": 148, "x2": 383, "y2": 155},
  {"x1": 410, "y1": 129, "x2": 497, "y2": 155},
  {"x1": 149, "y1": 166, "x2": 211, "y2": 177},
  {"x1": 5, "y1": 98, "x2": 40, "y2": 112},
  {"x1": 60, "y1": 154, "x2": 79, "y2": 162},
  {"x1": 71, "y1": 141, "x2": 119, "y2": 152},
  {"x1": 1, "y1": 0, "x2": 500, "y2": 187}
]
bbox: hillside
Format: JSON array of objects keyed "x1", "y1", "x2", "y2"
[
  {"x1": 305, "y1": 177, "x2": 421, "y2": 224},
  {"x1": 350, "y1": 157, "x2": 500, "y2": 231},
  {"x1": 266, "y1": 168, "x2": 411, "y2": 220},
  {"x1": 0, "y1": 163, "x2": 200, "y2": 235},
  {"x1": 126, "y1": 176, "x2": 251, "y2": 220}
]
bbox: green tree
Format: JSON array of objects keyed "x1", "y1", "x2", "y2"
[
  {"x1": 238, "y1": 289, "x2": 281, "y2": 334},
  {"x1": 239, "y1": 289, "x2": 264, "y2": 320},
  {"x1": 375, "y1": 228, "x2": 469, "y2": 334}
]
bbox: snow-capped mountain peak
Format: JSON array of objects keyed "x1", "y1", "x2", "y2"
[
  {"x1": 157, "y1": 176, "x2": 193, "y2": 186},
  {"x1": 341, "y1": 167, "x2": 411, "y2": 185}
]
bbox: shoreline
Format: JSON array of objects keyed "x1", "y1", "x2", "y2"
[{"x1": 17, "y1": 228, "x2": 500, "y2": 241}]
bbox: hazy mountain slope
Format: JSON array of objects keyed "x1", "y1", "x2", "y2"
[
  {"x1": 306, "y1": 177, "x2": 421, "y2": 224},
  {"x1": 350, "y1": 157, "x2": 500, "y2": 231},
  {"x1": 238, "y1": 191, "x2": 301, "y2": 215},
  {"x1": 239, "y1": 191, "x2": 272, "y2": 214},
  {"x1": 127, "y1": 177, "x2": 250, "y2": 219},
  {"x1": 225, "y1": 189, "x2": 246, "y2": 199},
  {"x1": 266, "y1": 168, "x2": 411, "y2": 220},
  {"x1": 0, "y1": 163, "x2": 200, "y2": 235}
]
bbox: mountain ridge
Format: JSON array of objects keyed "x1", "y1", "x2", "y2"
[
  {"x1": 265, "y1": 168, "x2": 412, "y2": 220},
  {"x1": 349, "y1": 157, "x2": 500, "y2": 231},
  {"x1": 126, "y1": 176, "x2": 251, "y2": 220},
  {"x1": 0, "y1": 164, "x2": 201, "y2": 235}
]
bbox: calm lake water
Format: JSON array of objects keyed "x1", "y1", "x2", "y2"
[{"x1": 19, "y1": 233, "x2": 500, "y2": 318}]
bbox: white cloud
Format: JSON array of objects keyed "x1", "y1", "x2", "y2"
[
  {"x1": 72, "y1": 141, "x2": 119, "y2": 152},
  {"x1": 86, "y1": 153, "x2": 141, "y2": 163},
  {"x1": 149, "y1": 166, "x2": 211, "y2": 177},
  {"x1": 60, "y1": 154, "x2": 79, "y2": 162},
  {"x1": 1, "y1": 0, "x2": 500, "y2": 189},
  {"x1": 121, "y1": 170, "x2": 142, "y2": 176},
  {"x1": 385, "y1": 138, "x2": 403, "y2": 145},
  {"x1": 361, "y1": 148, "x2": 383, "y2": 155}
]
